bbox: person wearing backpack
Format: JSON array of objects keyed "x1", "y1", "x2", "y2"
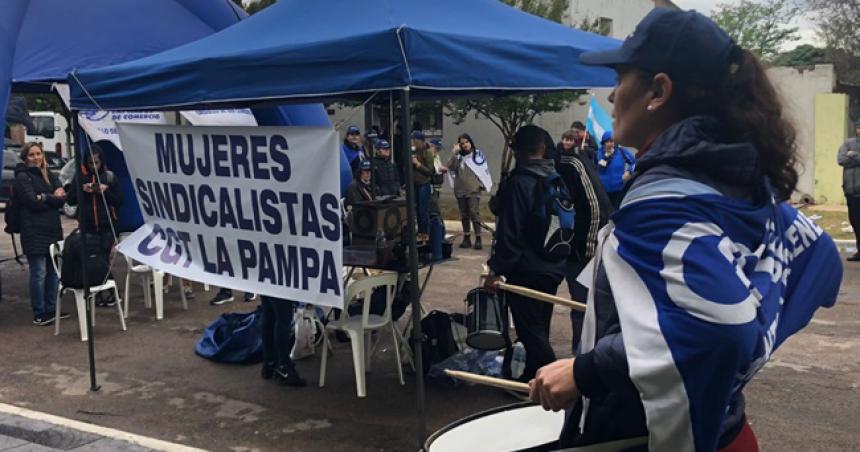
[
  {"x1": 484, "y1": 125, "x2": 566, "y2": 382},
  {"x1": 14, "y1": 142, "x2": 69, "y2": 325},
  {"x1": 552, "y1": 129, "x2": 613, "y2": 352},
  {"x1": 65, "y1": 144, "x2": 122, "y2": 306},
  {"x1": 595, "y1": 131, "x2": 636, "y2": 209}
]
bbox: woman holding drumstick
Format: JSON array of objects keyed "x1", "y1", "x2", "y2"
[{"x1": 528, "y1": 9, "x2": 842, "y2": 452}]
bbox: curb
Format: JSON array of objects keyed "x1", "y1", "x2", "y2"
[{"x1": 0, "y1": 402, "x2": 206, "y2": 452}]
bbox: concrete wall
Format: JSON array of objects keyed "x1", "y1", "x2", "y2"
[
  {"x1": 767, "y1": 65, "x2": 837, "y2": 199},
  {"x1": 566, "y1": 0, "x2": 654, "y2": 39},
  {"x1": 814, "y1": 94, "x2": 850, "y2": 204}
]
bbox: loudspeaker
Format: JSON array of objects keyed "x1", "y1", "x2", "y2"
[{"x1": 350, "y1": 199, "x2": 407, "y2": 241}]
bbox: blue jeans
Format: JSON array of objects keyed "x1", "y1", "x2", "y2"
[
  {"x1": 27, "y1": 254, "x2": 58, "y2": 319},
  {"x1": 415, "y1": 183, "x2": 432, "y2": 234},
  {"x1": 260, "y1": 296, "x2": 296, "y2": 371}
]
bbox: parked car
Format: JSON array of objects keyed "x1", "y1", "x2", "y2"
[{"x1": 0, "y1": 148, "x2": 21, "y2": 207}]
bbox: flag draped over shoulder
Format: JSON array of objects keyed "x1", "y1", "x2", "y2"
[
  {"x1": 589, "y1": 177, "x2": 842, "y2": 451},
  {"x1": 462, "y1": 148, "x2": 493, "y2": 192}
]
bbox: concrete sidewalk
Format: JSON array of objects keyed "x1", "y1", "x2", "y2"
[{"x1": 0, "y1": 403, "x2": 201, "y2": 452}]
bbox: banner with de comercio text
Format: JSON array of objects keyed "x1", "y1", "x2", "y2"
[{"x1": 117, "y1": 124, "x2": 343, "y2": 308}]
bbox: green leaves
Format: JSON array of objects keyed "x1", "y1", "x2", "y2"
[{"x1": 710, "y1": 0, "x2": 800, "y2": 61}]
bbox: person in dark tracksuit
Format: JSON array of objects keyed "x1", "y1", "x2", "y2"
[
  {"x1": 551, "y1": 129, "x2": 613, "y2": 352},
  {"x1": 259, "y1": 296, "x2": 306, "y2": 387},
  {"x1": 484, "y1": 125, "x2": 565, "y2": 382}
]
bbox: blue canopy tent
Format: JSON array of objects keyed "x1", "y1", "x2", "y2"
[
  {"x1": 69, "y1": 0, "x2": 620, "y2": 445},
  {"x1": 1, "y1": 0, "x2": 335, "y2": 394},
  {"x1": 0, "y1": 0, "x2": 339, "y2": 232}
]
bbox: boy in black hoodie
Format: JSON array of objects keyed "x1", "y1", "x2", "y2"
[{"x1": 485, "y1": 125, "x2": 566, "y2": 381}]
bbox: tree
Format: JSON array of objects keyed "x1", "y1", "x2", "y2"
[
  {"x1": 710, "y1": 0, "x2": 800, "y2": 61},
  {"x1": 806, "y1": 0, "x2": 860, "y2": 55},
  {"x1": 771, "y1": 44, "x2": 830, "y2": 67},
  {"x1": 446, "y1": 0, "x2": 598, "y2": 176}
]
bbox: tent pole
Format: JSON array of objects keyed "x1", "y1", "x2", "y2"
[
  {"x1": 399, "y1": 89, "x2": 426, "y2": 448},
  {"x1": 70, "y1": 113, "x2": 100, "y2": 392}
]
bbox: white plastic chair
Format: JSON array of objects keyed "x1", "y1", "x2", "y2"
[
  {"x1": 319, "y1": 272, "x2": 404, "y2": 397},
  {"x1": 121, "y1": 253, "x2": 188, "y2": 320},
  {"x1": 50, "y1": 241, "x2": 126, "y2": 341}
]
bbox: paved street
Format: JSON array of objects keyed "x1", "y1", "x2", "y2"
[{"x1": 0, "y1": 220, "x2": 856, "y2": 451}]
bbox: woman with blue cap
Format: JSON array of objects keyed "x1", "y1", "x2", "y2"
[
  {"x1": 527, "y1": 8, "x2": 842, "y2": 451},
  {"x1": 594, "y1": 131, "x2": 636, "y2": 209}
]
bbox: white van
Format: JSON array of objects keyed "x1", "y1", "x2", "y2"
[{"x1": 25, "y1": 111, "x2": 72, "y2": 159}]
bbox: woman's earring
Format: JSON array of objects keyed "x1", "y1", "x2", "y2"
[{"x1": 646, "y1": 105, "x2": 654, "y2": 111}]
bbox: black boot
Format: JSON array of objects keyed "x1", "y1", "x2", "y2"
[
  {"x1": 261, "y1": 362, "x2": 275, "y2": 380},
  {"x1": 473, "y1": 236, "x2": 483, "y2": 250},
  {"x1": 460, "y1": 235, "x2": 472, "y2": 249},
  {"x1": 275, "y1": 365, "x2": 307, "y2": 387}
]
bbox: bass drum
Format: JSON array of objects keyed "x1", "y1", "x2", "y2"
[
  {"x1": 465, "y1": 287, "x2": 508, "y2": 351},
  {"x1": 425, "y1": 402, "x2": 563, "y2": 452}
]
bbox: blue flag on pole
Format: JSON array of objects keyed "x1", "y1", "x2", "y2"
[{"x1": 586, "y1": 96, "x2": 613, "y2": 143}]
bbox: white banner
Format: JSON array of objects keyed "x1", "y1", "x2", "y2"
[
  {"x1": 181, "y1": 109, "x2": 257, "y2": 126},
  {"x1": 117, "y1": 124, "x2": 344, "y2": 308},
  {"x1": 79, "y1": 110, "x2": 169, "y2": 148}
]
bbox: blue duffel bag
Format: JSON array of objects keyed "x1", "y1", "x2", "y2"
[{"x1": 195, "y1": 307, "x2": 264, "y2": 364}]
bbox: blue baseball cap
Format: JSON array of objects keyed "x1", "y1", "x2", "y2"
[
  {"x1": 374, "y1": 139, "x2": 391, "y2": 149},
  {"x1": 429, "y1": 138, "x2": 443, "y2": 148},
  {"x1": 580, "y1": 8, "x2": 738, "y2": 86},
  {"x1": 410, "y1": 130, "x2": 425, "y2": 140},
  {"x1": 346, "y1": 125, "x2": 361, "y2": 135},
  {"x1": 359, "y1": 160, "x2": 372, "y2": 171}
]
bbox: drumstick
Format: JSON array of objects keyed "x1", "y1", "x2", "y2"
[
  {"x1": 444, "y1": 370, "x2": 530, "y2": 393},
  {"x1": 497, "y1": 282, "x2": 587, "y2": 312}
]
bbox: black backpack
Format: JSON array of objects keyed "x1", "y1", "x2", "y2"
[
  {"x1": 4, "y1": 185, "x2": 21, "y2": 234},
  {"x1": 414, "y1": 310, "x2": 462, "y2": 375},
  {"x1": 61, "y1": 230, "x2": 111, "y2": 289}
]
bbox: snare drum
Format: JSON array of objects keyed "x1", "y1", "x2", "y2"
[
  {"x1": 465, "y1": 288, "x2": 508, "y2": 350},
  {"x1": 425, "y1": 402, "x2": 563, "y2": 452}
]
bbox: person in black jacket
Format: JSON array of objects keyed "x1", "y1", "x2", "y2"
[
  {"x1": 370, "y1": 139, "x2": 400, "y2": 197},
  {"x1": 484, "y1": 125, "x2": 566, "y2": 381},
  {"x1": 570, "y1": 121, "x2": 598, "y2": 163},
  {"x1": 65, "y1": 144, "x2": 123, "y2": 306},
  {"x1": 14, "y1": 143, "x2": 68, "y2": 325},
  {"x1": 552, "y1": 129, "x2": 613, "y2": 351},
  {"x1": 345, "y1": 160, "x2": 378, "y2": 207}
]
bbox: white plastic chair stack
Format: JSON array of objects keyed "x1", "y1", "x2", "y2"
[
  {"x1": 319, "y1": 272, "x2": 404, "y2": 397},
  {"x1": 50, "y1": 241, "x2": 126, "y2": 341}
]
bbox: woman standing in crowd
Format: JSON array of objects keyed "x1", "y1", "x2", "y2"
[
  {"x1": 446, "y1": 133, "x2": 487, "y2": 250},
  {"x1": 14, "y1": 142, "x2": 67, "y2": 325},
  {"x1": 594, "y1": 131, "x2": 636, "y2": 209},
  {"x1": 259, "y1": 297, "x2": 306, "y2": 387},
  {"x1": 66, "y1": 144, "x2": 123, "y2": 306},
  {"x1": 529, "y1": 9, "x2": 841, "y2": 451}
]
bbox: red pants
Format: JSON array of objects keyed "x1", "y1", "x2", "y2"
[{"x1": 718, "y1": 421, "x2": 759, "y2": 452}]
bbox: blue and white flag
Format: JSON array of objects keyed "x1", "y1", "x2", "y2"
[
  {"x1": 586, "y1": 96, "x2": 612, "y2": 143},
  {"x1": 582, "y1": 178, "x2": 842, "y2": 451}
]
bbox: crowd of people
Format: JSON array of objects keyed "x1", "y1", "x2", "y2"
[{"x1": 8, "y1": 8, "x2": 847, "y2": 450}]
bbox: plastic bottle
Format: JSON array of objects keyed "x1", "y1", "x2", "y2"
[{"x1": 511, "y1": 342, "x2": 526, "y2": 380}]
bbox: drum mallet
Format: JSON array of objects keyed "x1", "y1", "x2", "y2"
[
  {"x1": 444, "y1": 370, "x2": 530, "y2": 393},
  {"x1": 496, "y1": 282, "x2": 587, "y2": 312}
]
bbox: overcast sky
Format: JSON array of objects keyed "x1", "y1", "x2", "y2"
[{"x1": 673, "y1": 0, "x2": 820, "y2": 49}]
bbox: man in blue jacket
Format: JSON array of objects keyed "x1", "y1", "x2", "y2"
[{"x1": 484, "y1": 125, "x2": 566, "y2": 382}]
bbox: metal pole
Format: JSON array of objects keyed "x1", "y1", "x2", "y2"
[
  {"x1": 70, "y1": 113, "x2": 100, "y2": 392},
  {"x1": 400, "y1": 89, "x2": 426, "y2": 448}
]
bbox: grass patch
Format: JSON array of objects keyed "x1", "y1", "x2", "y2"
[{"x1": 800, "y1": 206, "x2": 852, "y2": 241}]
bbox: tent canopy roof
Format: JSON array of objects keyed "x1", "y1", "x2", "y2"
[{"x1": 70, "y1": 0, "x2": 620, "y2": 111}]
